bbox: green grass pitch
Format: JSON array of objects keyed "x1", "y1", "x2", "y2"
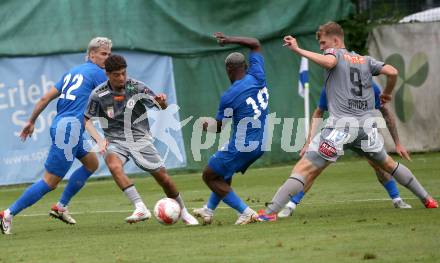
[{"x1": 1, "y1": 153, "x2": 439, "y2": 263}]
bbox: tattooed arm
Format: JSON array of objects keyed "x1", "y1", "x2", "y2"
[{"x1": 380, "y1": 104, "x2": 411, "y2": 161}]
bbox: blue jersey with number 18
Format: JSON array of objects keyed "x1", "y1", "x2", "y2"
[
  {"x1": 215, "y1": 52, "x2": 269, "y2": 153},
  {"x1": 52, "y1": 60, "x2": 107, "y2": 130}
]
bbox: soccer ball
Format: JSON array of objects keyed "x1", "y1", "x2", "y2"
[{"x1": 154, "y1": 198, "x2": 181, "y2": 225}]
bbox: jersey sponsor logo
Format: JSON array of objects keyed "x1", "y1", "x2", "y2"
[
  {"x1": 113, "y1": 95, "x2": 125, "y2": 102},
  {"x1": 343, "y1": 54, "x2": 365, "y2": 64},
  {"x1": 319, "y1": 140, "x2": 337, "y2": 158},
  {"x1": 348, "y1": 99, "x2": 368, "y2": 110}
]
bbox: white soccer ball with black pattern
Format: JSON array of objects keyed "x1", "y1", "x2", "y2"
[{"x1": 154, "y1": 198, "x2": 181, "y2": 225}]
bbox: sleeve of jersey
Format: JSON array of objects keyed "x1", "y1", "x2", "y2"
[
  {"x1": 84, "y1": 92, "x2": 101, "y2": 119},
  {"x1": 140, "y1": 84, "x2": 159, "y2": 109},
  {"x1": 368, "y1": 56, "x2": 385, "y2": 76},
  {"x1": 318, "y1": 88, "x2": 328, "y2": 111},
  {"x1": 324, "y1": 48, "x2": 338, "y2": 57},
  {"x1": 373, "y1": 82, "x2": 381, "y2": 109},
  {"x1": 247, "y1": 52, "x2": 265, "y2": 83}
]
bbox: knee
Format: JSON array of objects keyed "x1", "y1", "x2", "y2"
[
  {"x1": 85, "y1": 159, "x2": 99, "y2": 173},
  {"x1": 107, "y1": 160, "x2": 123, "y2": 175},
  {"x1": 381, "y1": 156, "x2": 397, "y2": 173}
]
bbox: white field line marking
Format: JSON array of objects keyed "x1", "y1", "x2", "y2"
[{"x1": 18, "y1": 197, "x2": 424, "y2": 217}]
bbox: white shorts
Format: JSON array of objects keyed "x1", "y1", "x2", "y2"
[
  {"x1": 105, "y1": 138, "x2": 164, "y2": 172},
  {"x1": 305, "y1": 127, "x2": 387, "y2": 168}
]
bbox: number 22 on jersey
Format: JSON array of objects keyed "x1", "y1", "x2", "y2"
[
  {"x1": 59, "y1": 73, "x2": 84, "y2": 101},
  {"x1": 246, "y1": 87, "x2": 269, "y2": 119}
]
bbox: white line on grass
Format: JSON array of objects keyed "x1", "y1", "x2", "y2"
[{"x1": 18, "y1": 197, "x2": 423, "y2": 217}]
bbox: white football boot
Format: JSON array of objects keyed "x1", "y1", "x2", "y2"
[
  {"x1": 125, "y1": 206, "x2": 151, "y2": 224},
  {"x1": 235, "y1": 208, "x2": 259, "y2": 225},
  {"x1": 393, "y1": 199, "x2": 412, "y2": 209},
  {"x1": 180, "y1": 208, "x2": 199, "y2": 225},
  {"x1": 49, "y1": 204, "x2": 77, "y2": 225},
  {"x1": 0, "y1": 210, "x2": 13, "y2": 235},
  {"x1": 193, "y1": 205, "x2": 214, "y2": 225}
]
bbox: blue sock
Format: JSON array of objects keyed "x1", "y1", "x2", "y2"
[
  {"x1": 383, "y1": 179, "x2": 400, "y2": 199},
  {"x1": 9, "y1": 179, "x2": 52, "y2": 216},
  {"x1": 290, "y1": 191, "x2": 305, "y2": 204},
  {"x1": 222, "y1": 190, "x2": 247, "y2": 214},
  {"x1": 207, "y1": 192, "x2": 222, "y2": 210},
  {"x1": 60, "y1": 166, "x2": 93, "y2": 206}
]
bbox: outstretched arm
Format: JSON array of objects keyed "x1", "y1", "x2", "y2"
[
  {"x1": 214, "y1": 32, "x2": 261, "y2": 52},
  {"x1": 283, "y1": 36, "x2": 337, "y2": 69},
  {"x1": 20, "y1": 86, "x2": 60, "y2": 141},
  {"x1": 379, "y1": 105, "x2": 411, "y2": 161},
  {"x1": 379, "y1": 65, "x2": 398, "y2": 104}
]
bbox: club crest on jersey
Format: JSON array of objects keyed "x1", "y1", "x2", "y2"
[
  {"x1": 106, "y1": 106, "x2": 114, "y2": 118},
  {"x1": 126, "y1": 84, "x2": 135, "y2": 93},
  {"x1": 319, "y1": 140, "x2": 337, "y2": 158}
]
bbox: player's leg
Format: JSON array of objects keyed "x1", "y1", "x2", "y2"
[
  {"x1": 278, "y1": 176, "x2": 313, "y2": 218},
  {"x1": 105, "y1": 151, "x2": 151, "y2": 223},
  {"x1": 375, "y1": 155, "x2": 437, "y2": 208},
  {"x1": 1, "y1": 171, "x2": 60, "y2": 235},
  {"x1": 149, "y1": 167, "x2": 198, "y2": 225},
  {"x1": 366, "y1": 159, "x2": 411, "y2": 208},
  {"x1": 129, "y1": 139, "x2": 198, "y2": 225},
  {"x1": 193, "y1": 177, "x2": 231, "y2": 224},
  {"x1": 50, "y1": 138, "x2": 100, "y2": 224},
  {"x1": 259, "y1": 128, "x2": 335, "y2": 221},
  {"x1": 202, "y1": 165, "x2": 258, "y2": 225},
  {"x1": 1, "y1": 131, "x2": 78, "y2": 235}
]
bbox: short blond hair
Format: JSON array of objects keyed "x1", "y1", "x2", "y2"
[
  {"x1": 87, "y1": 37, "x2": 112, "y2": 56},
  {"x1": 316, "y1": 21, "x2": 344, "y2": 40}
]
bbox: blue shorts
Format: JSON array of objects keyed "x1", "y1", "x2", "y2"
[
  {"x1": 44, "y1": 127, "x2": 88, "y2": 178},
  {"x1": 208, "y1": 150, "x2": 264, "y2": 180}
]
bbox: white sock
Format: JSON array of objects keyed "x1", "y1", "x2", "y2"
[
  {"x1": 135, "y1": 201, "x2": 147, "y2": 210},
  {"x1": 392, "y1": 197, "x2": 402, "y2": 204},
  {"x1": 4, "y1": 209, "x2": 12, "y2": 220},
  {"x1": 286, "y1": 201, "x2": 297, "y2": 210},
  {"x1": 173, "y1": 193, "x2": 185, "y2": 209},
  {"x1": 242, "y1": 207, "x2": 254, "y2": 215},
  {"x1": 123, "y1": 185, "x2": 144, "y2": 209},
  {"x1": 57, "y1": 202, "x2": 67, "y2": 210}
]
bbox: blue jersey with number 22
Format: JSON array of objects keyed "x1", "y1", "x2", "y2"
[{"x1": 52, "y1": 60, "x2": 107, "y2": 130}]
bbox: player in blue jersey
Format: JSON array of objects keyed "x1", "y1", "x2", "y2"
[
  {"x1": 193, "y1": 32, "x2": 268, "y2": 225},
  {"x1": 278, "y1": 82, "x2": 414, "y2": 217},
  {"x1": 0, "y1": 37, "x2": 112, "y2": 234}
]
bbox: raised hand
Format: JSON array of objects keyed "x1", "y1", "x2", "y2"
[
  {"x1": 154, "y1": 93, "x2": 168, "y2": 109},
  {"x1": 213, "y1": 32, "x2": 228, "y2": 46},
  {"x1": 283, "y1": 35, "x2": 299, "y2": 51}
]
